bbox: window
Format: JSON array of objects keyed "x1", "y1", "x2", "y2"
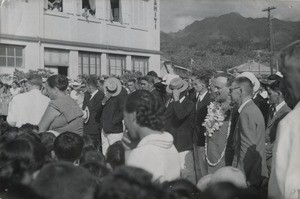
[
  {"x1": 111, "y1": 0, "x2": 121, "y2": 22},
  {"x1": 132, "y1": 0, "x2": 147, "y2": 28},
  {"x1": 47, "y1": 0, "x2": 63, "y2": 12},
  {"x1": 107, "y1": 54, "x2": 125, "y2": 76},
  {"x1": 78, "y1": 52, "x2": 101, "y2": 76},
  {"x1": 82, "y1": 0, "x2": 95, "y2": 16},
  {"x1": 132, "y1": 56, "x2": 149, "y2": 75},
  {"x1": 0, "y1": 44, "x2": 24, "y2": 67},
  {"x1": 44, "y1": 48, "x2": 69, "y2": 66}
]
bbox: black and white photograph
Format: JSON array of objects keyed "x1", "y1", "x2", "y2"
[{"x1": 1, "y1": 0, "x2": 300, "y2": 198}]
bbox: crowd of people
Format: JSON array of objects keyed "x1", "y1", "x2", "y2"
[{"x1": 0, "y1": 40, "x2": 300, "y2": 199}]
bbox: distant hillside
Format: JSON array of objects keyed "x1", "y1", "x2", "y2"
[{"x1": 161, "y1": 12, "x2": 300, "y2": 71}]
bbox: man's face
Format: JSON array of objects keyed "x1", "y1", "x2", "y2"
[
  {"x1": 127, "y1": 82, "x2": 136, "y2": 92},
  {"x1": 193, "y1": 79, "x2": 205, "y2": 93},
  {"x1": 281, "y1": 56, "x2": 300, "y2": 109},
  {"x1": 267, "y1": 87, "x2": 279, "y2": 105},
  {"x1": 140, "y1": 80, "x2": 152, "y2": 91},
  {"x1": 210, "y1": 77, "x2": 230, "y2": 103},
  {"x1": 229, "y1": 82, "x2": 242, "y2": 105}
]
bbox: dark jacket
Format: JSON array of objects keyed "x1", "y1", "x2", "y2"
[
  {"x1": 194, "y1": 92, "x2": 212, "y2": 146},
  {"x1": 82, "y1": 90, "x2": 104, "y2": 135},
  {"x1": 164, "y1": 97, "x2": 195, "y2": 152},
  {"x1": 253, "y1": 94, "x2": 270, "y2": 126},
  {"x1": 101, "y1": 87, "x2": 127, "y2": 134}
]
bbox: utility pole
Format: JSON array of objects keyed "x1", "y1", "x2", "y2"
[{"x1": 263, "y1": 6, "x2": 276, "y2": 74}]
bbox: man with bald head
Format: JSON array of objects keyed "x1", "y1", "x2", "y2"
[{"x1": 269, "y1": 40, "x2": 300, "y2": 199}]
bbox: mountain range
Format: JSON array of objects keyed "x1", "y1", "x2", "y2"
[{"x1": 160, "y1": 12, "x2": 300, "y2": 71}]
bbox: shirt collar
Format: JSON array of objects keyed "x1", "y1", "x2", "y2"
[
  {"x1": 238, "y1": 99, "x2": 252, "y2": 113},
  {"x1": 275, "y1": 101, "x2": 286, "y2": 112},
  {"x1": 90, "y1": 89, "x2": 98, "y2": 100},
  {"x1": 199, "y1": 91, "x2": 208, "y2": 101}
]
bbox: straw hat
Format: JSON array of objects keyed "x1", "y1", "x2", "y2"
[
  {"x1": 166, "y1": 77, "x2": 188, "y2": 94},
  {"x1": 237, "y1": 72, "x2": 260, "y2": 93},
  {"x1": 103, "y1": 77, "x2": 122, "y2": 97}
]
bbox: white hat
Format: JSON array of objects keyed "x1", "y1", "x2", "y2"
[
  {"x1": 162, "y1": 74, "x2": 179, "y2": 86},
  {"x1": 237, "y1": 72, "x2": 260, "y2": 93},
  {"x1": 166, "y1": 77, "x2": 188, "y2": 94},
  {"x1": 103, "y1": 77, "x2": 122, "y2": 97}
]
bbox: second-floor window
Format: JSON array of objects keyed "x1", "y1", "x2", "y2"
[
  {"x1": 47, "y1": 0, "x2": 63, "y2": 12},
  {"x1": 110, "y1": 0, "x2": 121, "y2": 22},
  {"x1": 82, "y1": 0, "x2": 96, "y2": 16}
]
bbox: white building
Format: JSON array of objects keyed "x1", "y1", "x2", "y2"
[{"x1": 0, "y1": 0, "x2": 160, "y2": 79}]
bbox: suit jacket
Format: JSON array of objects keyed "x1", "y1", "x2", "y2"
[
  {"x1": 82, "y1": 90, "x2": 104, "y2": 135},
  {"x1": 101, "y1": 87, "x2": 127, "y2": 134},
  {"x1": 265, "y1": 103, "x2": 291, "y2": 169},
  {"x1": 194, "y1": 92, "x2": 212, "y2": 146},
  {"x1": 164, "y1": 97, "x2": 195, "y2": 152},
  {"x1": 253, "y1": 94, "x2": 270, "y2": 126},
  {"x1": 268, "y1": 101, "x2": 300, "y2": 199},
  {"x1": 232, "y1": 100, "x2": 268, "y2": 186}
]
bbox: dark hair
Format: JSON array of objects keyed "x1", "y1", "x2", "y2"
[
  {"x1": 163, "y1": 179, "x2": 202, "y2": 199},
  {"x1": 82, "y1": 135, "x2": 100, "y2": 154},
  {"x1": 47, "y1": 75, "x2": 68, "y2": 91},
  {"x1": 127, "y1": 78, "x2": 136, "y2": 84},
  {"x1": 140, "y1": 75, "x2": 155, "y2": 85},
  {"x1": 39, "y1": 132, "x2": 56, "y2": 163},
  {"x1": 95, "y1": 166, "x2": 166, "y2": 199},
  {"x1": 19, "y1": 123, "x2": 39, "y2": 134},
  {"x1": 125, "y1": 90, "x2": 165, "y2": 131},
  {"x1": 86, "y1": 76, "x2": 98, "y2": 88},
  {"x1": 233, "y1": 76, "x2": 254, "y2": 96},
  {"x1": 81, "y1": 161, "x2": 110, "y2": 181},
  {"x1": 53, "y1": 132, "x2": 84, "y2": 162},
  {"x1": 106, "y1": 141, "x2": 125, "y2": 170},
  {"x1": 27, "y1": 74, "x2": 43, "y2": 88},
  {"x1": 80, "y1": 150, "x2": 106, "y2": 166},
  {"x1": 31, "y1": 162, "x2": 97, "y2": 199},
  {"x1": 0, "y1": 139, "x2": 35, "y2": 183},
  {"x1": 147, "y1": 71, "x2": 158, "y2": 78},
  {"x1": 195, "y1": 75, "x2": 209, "y2": 87}
]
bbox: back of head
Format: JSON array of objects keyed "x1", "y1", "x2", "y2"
[
  {"x1": 140, "y1": 75, "x2": 155, "y2": 85},
  {"x1": 82, "y1": 134, "x2": 100, "y2": 154},
  {"x1": 81, "y1": 161, "x2": 110, "y2": 180},
  {"x1": 47, "y1": 75, "x2": 68, "y2": 91},
  {"x1": 80, "y1": 150, "x2": 106, "y2": 166},
  {"x1": 125, "y1": 90, "x2": 164, "y2": 131},
  {"x1": 96, "y1": 166, "x2": 166, "y2": 199},
  {"x1": 147, "y1": 71, "x2": 158, "y2": 78},
  {"x1": 163, "y1": 179, "x2": 202, "y2": 199},
  {"x1": 106, "y1": 141, "x2": 125, "y2": 170},
  {"x1": 27, "y1": 74, "x2": 43, "y2": 89},
  {"x1": 19, "y1": 123, "x2": 39, "y2": 134},
  {"x1": 53, "y1": 131, "x2": 84, "y2": 162},
  {"x1": 31, "y1": 162, "x2": 97, "y2": 199}
]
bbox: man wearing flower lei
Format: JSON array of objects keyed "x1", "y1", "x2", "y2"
[{"x1": 203, "y1": 73, "x2": 233, "y2": 174}]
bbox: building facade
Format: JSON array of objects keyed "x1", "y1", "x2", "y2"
[{"x1": 0, "y1": 0, "x2": 160, "y2": 79}]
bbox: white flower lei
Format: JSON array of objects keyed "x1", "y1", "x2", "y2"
[{"x1": 203, "y1": 101, "x2": 232, "y2": 167}]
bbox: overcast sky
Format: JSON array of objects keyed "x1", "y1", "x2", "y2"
[{"x1": 160, "y1": 0, "x2": 300, "y2": 33}]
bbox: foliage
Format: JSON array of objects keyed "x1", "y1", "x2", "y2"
[
  {"x1": 12, "y1": 69, "x2": 54, "y2": 81},
  {"x1": 119, "y1": 70, "x2": 143, "y2": 83}
]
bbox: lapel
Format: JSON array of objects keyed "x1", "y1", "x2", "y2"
[
  {"x1": 196, "y1": 92, "x2": 210, "y2": 110},
  {"x1": 267, "y1": 103, "x2": 290, "y2": 128}
]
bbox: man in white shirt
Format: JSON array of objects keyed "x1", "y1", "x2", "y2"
[
  {"x1": 269, "y1": 40, "x2": 300, "y2": 199},
  {"x1": 7, "y1": 74, "x2": 50, "y2": 128}
]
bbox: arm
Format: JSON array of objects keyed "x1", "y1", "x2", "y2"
[
  {"x1": 6, "y1": 98, "x2": 17, "y2": 127},
  {"x1": 172, "y1": 100, "x2": 194, "y2": 120},
  {"x1": 38, "y1": 105, "x2": 60, "y2": 132}
]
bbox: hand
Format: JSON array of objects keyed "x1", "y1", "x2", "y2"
[
  {"x1": 102, "y1": 91, "x2": 112, "y2": 104},
  {"x1": 172, "y1": 89, "x2": 180, "y2": 101}
]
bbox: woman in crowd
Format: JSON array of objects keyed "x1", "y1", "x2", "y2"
[{"x1": 38, "y1": 75, "x2": 83, "y2": 135}]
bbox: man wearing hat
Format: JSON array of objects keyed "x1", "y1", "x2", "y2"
[
  {"x1": 264, "y1": 73, "x2": 291, "y2": 174},
  {"x1": 101, "y1": 77, "x2": 127, "y2": 155},
  {"x1": 164, "y1": 77, "x2": 196, "y2": 184}
]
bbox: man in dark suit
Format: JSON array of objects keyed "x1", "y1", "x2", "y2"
[
  {"x1": 82, "y1": 76, "x2": 104, "y2": 150},
  {"x1": 264, "y1": 74, "x2": 291, "y2": 174},
  {"x1": 140, "y1": 75, "x2": 164, "y2": 105},
  {"x1": 164, "y1": 77, "x2": 196, "y2": 184},
  {"x1": 230, "y1": 76, "x2": 268, "y2": 189},
  {"x1": 192, "y1": 75, "x2": 212, "y2": 180},
  {"x1": 101, "y1": 77, "x2": 127, "y2": 156}
]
